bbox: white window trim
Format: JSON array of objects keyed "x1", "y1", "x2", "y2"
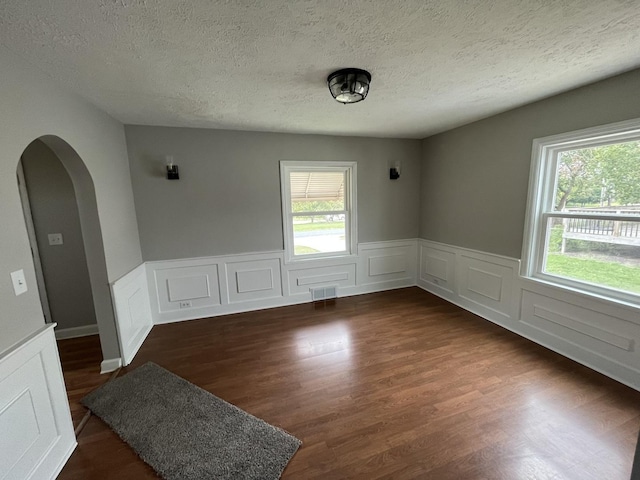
[
  {"x1": 280, "y1": 161, "x2": 357, "y2": 263},
  {"x1": 522, "y1": 117, "x2": 640, "y2": 307}
]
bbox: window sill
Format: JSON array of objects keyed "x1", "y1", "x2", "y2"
[{"x1": 283, "y1": 253, "x2": 358, "y2": 267}]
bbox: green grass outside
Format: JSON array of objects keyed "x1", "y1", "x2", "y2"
[
  {"x1": 546, "y1": 254, "x2": 640, "y2": 293},
  {"x1": 294, "y1": 245, "x2": 320, "y2": 255},
  {"x1": 293, "y1": 221, "x2": 344, "y2": 232},
  {"x1": 548, "y1": 225, "x2": 563, "y2": 252}
]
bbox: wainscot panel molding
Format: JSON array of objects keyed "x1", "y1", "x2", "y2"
[
  {"x1": 518, "y1": 279, "x2": 640, "y2": 390},
  {"x1": 155, "y1": 262, "x2": 221, "y2": 313},
  {"x1": 456, "y1": 251, "x2": 518, "y2": 322},
  {"x1": 284, "y1": 260, "x2": 356, "y2": 297},
  {"x1": 357, "y1": 240, "x2": 418, "y2": 287},
  {"x1": 418, "y1": 242, "x2": 457, "y2": 296},
  {"x1": 147, "y1": 251, "x2": 285, "y2": 324},
  {"x1": 417, "y1": 239, "x2": 640, "y2": 391},
  {"x1": 146, "y1": 241, "x2": 418, "y2": 325},
  {"x1": 111, "y1": 263, "x2": 153, "y2": 367},
  {"x1": 225, "y1": 257, "x2": 282, "y2": 304},
  {"x1": 0, "y1": 324, "x2": 76, "y2": 480}
]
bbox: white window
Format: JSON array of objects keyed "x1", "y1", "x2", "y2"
[
  {"x1": 280, "y1": 161, "x2": 357, "y2": 262},
  {"x1": 523, "y1": 119, "x2": 640, "y2": 305}
]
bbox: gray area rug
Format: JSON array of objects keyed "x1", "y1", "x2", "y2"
[{"x1": 82, "y1": 362, "x2": 301, "y2": 480}]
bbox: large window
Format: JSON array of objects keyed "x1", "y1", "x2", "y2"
[
  {"x1": 523, "y1": 119, "x2": 640, "y2": 305},
  {"x1": 280, "y1": 161, "x2": 357, "y2": 262}
]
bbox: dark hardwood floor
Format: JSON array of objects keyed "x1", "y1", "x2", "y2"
[
  {"x1": 58, "y1": 287, "x2": 640, "y2": 479},
  {"x1": 57, "y1": 334, "x2": 111, "y2": 428}
]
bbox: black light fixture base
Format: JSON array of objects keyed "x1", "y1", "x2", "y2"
[
  {"x1": 327, "y1": 68, "x2": 372, "y2": 104},
  {"x1": 167, "y1": 165, "x2": 180, "y2": 180}
]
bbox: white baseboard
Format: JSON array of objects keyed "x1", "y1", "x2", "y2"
[
  {"x1": 100, "y1": 357, "x2": 122, "y2": 374},
  {"x1": 51, "y1": 437, "x2": 78, "y2": 479},
  {"x1": 340, "y1": 278, "x2": 417, "y2": 297},
  {"x1": 153, "y1": 277, "x2": 417, "y2": 326},
  {"x1": 152, "y1": 295, "x2": 308, "y2": 325},
  {"x1": 54, "y1": 324, "x2": 99, "y2": 340}
]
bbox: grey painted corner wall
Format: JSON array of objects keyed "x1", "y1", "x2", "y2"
[
  {"x1": 0, "y1": 46, "x2": 142, "y2": 358},
  {"x1": 420, "y1": 67, "x2": 640, "y2": 259},
  {"x1": 125, "y1": 126, "x2": 422, "y2": 261},
  {"x1": 21, "y1": 140, "x2": 97, "y2": 330}
]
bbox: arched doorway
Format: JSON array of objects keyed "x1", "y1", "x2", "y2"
[
  {"x1": 19, "y1": 141, "x2": 97, "y2": 335},
  {"x1": 16, "y1": 136, "x2": 121, "y2": 373}
]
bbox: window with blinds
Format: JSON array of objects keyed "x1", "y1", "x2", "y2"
[{"x1": 280, "y1": 162, "x2": 357, "y2": 262}]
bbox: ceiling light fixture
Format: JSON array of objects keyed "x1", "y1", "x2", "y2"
[{"x1": 327, "y1": 68, "x2": 371, "y2": 104}]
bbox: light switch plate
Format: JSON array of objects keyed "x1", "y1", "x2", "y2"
[
  {"x1": 11, "y1": 269, "x2": 27, "y2": 296},
  {"x1": 48, "y1": 233, "x2": 63, "y2": 245}
]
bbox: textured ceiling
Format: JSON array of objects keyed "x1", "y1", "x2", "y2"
[{"x1": 2, "y1": 0, "x2": 640, "y2": 138}]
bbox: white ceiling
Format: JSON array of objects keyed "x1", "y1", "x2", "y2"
[{"x1": 2, "y1": 1, "x2": 640, "y2": 139}]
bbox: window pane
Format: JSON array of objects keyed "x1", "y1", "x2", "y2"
[
  {"x1": 293, "y1": 214, "x2": 346, "y2": 256},
  {"x1": 555, "y1": 141, "x2": 640, "y2": 212},
  {"x1": 543, "y1": 217, "x2": 640, "y2": 294},
  {"x1": 290, "y1": 171, "x2": 345, "y2": 212}
]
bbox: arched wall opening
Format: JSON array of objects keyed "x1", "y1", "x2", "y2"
[{"x1": 17, "y1": 135, "x2": 121, "y2": 367}]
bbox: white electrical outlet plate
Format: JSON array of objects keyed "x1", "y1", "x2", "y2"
[
  {"x1": 11, "y1": 269, "x2": 27, "y2": 296},
  {"x1": 48, "y1": 233, "x2": 64, "y2": 245},
  {"x1": 179, "y1": 300, "x2": 192, "y2": 309}
]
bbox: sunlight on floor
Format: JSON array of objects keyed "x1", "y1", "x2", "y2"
[{"x1": 294, "y1": 321, "x2": 352, "y2": 361}]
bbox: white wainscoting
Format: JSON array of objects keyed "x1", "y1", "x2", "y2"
[
  {"x1": 518, "y1": 279, "x2": 640, "y2": 389},
  {"x1": 418, "y1": 240, "x2": 518, "y2": 322},
  {"x1": 147, "y1": 241, "x2": 418, "y2": 325},
  {"x1": 417, "y1": 239, "x2": 640, "y2": 391},
  {"x1": 111, "y1": 263, "x2": 153, "y2": 366},
  {"x1": 284, "y1": 258, "x2": 356, "y2": 298},
  {"x1": 357, "y1": 240, "x2": 417, "y2": 290},
  {"x1": 419, "y1": 242, "x2": 457, "y2": 296},
  {"x1": 225, "y1": 257, "x2": 282, "y2": 304},
  {"x1": 148, "y1": 252, "x2": 288, "y2": 325},
  {"x1": 155, "y1": 261, "x2": 221, "y2": 314},
  {"x1": 456, "y1": 251, "x2": 518, "y2": 322},
  {"x1": 0, "y1": 325, "x2": 76, "y2": 480}
]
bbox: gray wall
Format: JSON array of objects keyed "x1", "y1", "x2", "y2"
[
  {"x1": 0, "y1": 46, "x2": 142, "y2": 358},
  {"x1": 126, "y1": 126, "x2": 422, "y2": 261},
  {"x1": 21, "y1": 140, "x2": 97, "y2": 331},
  {"x1": 420, "y1": 68, "x2": 640, "y2": 259}
]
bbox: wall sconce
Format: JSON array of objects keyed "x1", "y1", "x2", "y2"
[
  {"x1": 389, "y1": 160, "x2": 401, "y2": 180},
  {"x1": 166, "y1": 156, "x2": 179, "y2": 180}
]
